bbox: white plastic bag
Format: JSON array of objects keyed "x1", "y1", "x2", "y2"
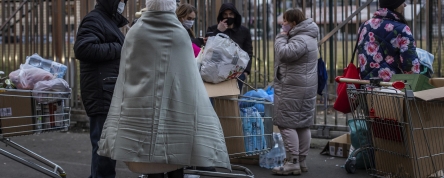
[
  {"x1": 32, "y1": 78, "x2": 71, "y2": 103},
  {"x1": 200, "y1": 33, "x2": 250, "y2": 83},
  {"x1": 195, "y1": 46, "x2": 204, "y2": 70},
  {"x1": 9, "y1": 64, "x2": 55, "y2": 90}
]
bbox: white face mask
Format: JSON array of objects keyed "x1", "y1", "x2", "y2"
[
  {"x1": 117, "y1": 2, "x2": 125, "y2": 14},
  {"x1": 182, "y1": 20, "x2": 195, "y2": 29}
]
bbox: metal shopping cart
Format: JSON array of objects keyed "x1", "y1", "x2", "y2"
[
  {"x1": 184, "y1": 95, "x2": 274, "y2": 178},
  {"x1": 337, "y1": 77, "x2": 444, "y2": 178},
  {"x1": 0, "y1": 89, "x2": 71, "y2": 178}
]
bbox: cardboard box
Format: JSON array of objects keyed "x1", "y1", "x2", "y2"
[
  {"x1": 0, "y1": 91, "x2": 34, "y2": 136},
  {"x1": 205, "y1": 79, "x2": 245, "y2": 158},
  {"x1": 328, "y1": 133, "x2": 351, "y2": 158},
  {"x1": 368, "y1": 78, "x2": 444, "y2": 178},
  {"x1": 204, "y1": 79, "x2": 240, "y2": 98},
  {"x1": 230, "y1": 155, "x2": 260, "y2": 165}
]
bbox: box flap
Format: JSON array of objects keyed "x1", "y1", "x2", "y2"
[
  {"x1": 204, "y1": 79, "x2": 240, "y2": 97},
  {"x1": 414, "y1": 87, "x2": 444, "y2": 101},
  {"x1": 330, "y1": 133, "x2": 350, "y2": 144},
  {"x1": 429, "y1": 78, "x2": 444, "y2": 87}
]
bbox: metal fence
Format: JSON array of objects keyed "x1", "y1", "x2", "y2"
[{"x1": 0, "y1": 0, "x2": 443, "y2": 138}]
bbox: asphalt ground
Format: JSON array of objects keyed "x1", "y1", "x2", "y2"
[{"x1": 0, "y1": 128, "x2": 370, "y2": 178}]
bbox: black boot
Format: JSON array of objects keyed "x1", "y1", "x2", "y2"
[
  {"x1": 195, "y1": 167, "x2": 216, "y2": 172},
  {"x1": 167, "y1": 168, "x2": 184, "y2": 178}
]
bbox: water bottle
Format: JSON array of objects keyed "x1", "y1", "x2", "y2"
[
  {"x1": 28, "y1": 56, "x2": 42, "y2": 67},
  {"x1": 26, "y1": 54, "x2": 67, "y2": 78},
  {"x1": 266, "y1": 149, "x2": 276, "y2": 169}
]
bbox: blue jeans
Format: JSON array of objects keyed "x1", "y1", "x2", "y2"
[{"x1": 89, "y1": 114, "x2": 116, "y2": 178}]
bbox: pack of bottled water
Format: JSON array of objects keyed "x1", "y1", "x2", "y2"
[
  {"x1": 240, "y1": 107, "x2": 267, "y2": 155},
  {"x1": 259, "y1": 133, "x2": 286, "y2": 169},
  {"x1": 25, "y1": 53, "x2": 67, "y2": 78}
]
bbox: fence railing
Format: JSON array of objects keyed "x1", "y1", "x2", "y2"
[{"x1": 0, "y1": 0, "x2": 442, "y2": 138}]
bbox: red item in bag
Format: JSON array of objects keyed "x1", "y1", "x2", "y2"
[
  {"x1": 333, "y1": 63, "x2": 361, "y2": 113},
  {"x1": 333, "y1": 26, "x2": 364, "y2": 114}
]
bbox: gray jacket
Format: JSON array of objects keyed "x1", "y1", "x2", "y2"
[{"x1": 273, "y1": 18, "x2": 319, "y2": 129}]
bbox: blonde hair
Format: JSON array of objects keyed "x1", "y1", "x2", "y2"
[{"x1": 176, "y1": 4, "x2": 197, "y2": 38}]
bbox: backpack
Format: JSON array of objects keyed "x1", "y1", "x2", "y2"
[{"x1": 317, "y1": 54, "x2": 328, "y2": 96}]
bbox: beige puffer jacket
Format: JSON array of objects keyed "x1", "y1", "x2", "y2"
[{"x1": 273, "y1": 18, "x2": 319, "y2": 129}]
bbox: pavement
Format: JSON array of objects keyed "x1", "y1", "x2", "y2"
[{"x1": 0, "y1": 127, "x2": 370, "y2": 178}]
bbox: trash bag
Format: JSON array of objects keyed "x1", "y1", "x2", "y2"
[
  {"x1": 348, "y1": 119, "x2": 374, "y2": 169},
  {"x1": 9, "y1": 64, "x2": 55, "y2": 90},
  {"x1": 200, "y1": 33, "x2": 250, "y2": 83},
  {"x1": 239, "y1": 89, "x2": 272, "y2": 116}
]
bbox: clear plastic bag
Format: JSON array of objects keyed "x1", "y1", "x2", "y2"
[
  {"x1": 195, "y1": 46, "x2": 204, "y2": 70},
  {"x1": 9, "y1": 64, "x2": 55, "y2": 90},
  {"x1": 240, "y1": 107, "x2": 267, "y2": 155},
  {"x1": 259, "y1": 133, "x2": 285, "y2": 169},
  {"x1": 32, "y1": 78, "x2": 71, "y2": 103},
  {"x1": 25, "y1": 53, "x2": 68, "y2": 78},
  {"x1": 200, "y1": 33, "x2": 250, "y2": 83}
]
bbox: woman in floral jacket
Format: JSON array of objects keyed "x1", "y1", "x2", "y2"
[{"x1": 358, "y1": 0, "x2": 421, "y2": 81}]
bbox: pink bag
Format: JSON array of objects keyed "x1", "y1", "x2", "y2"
[
  {"x1": 9, "y1": 64, "x2": 54, "y2": 90},
  {"x1": 192, "y1": 43, "x2": 200, "y2": 57}
]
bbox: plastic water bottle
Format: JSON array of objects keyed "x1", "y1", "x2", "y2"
[{"x1": 26, "y1": 54, "x2": 68, "y2": 78}]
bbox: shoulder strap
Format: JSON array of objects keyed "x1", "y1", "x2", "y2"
[{"x1": 350, "y1": 25, "x2": 365, "y2": 64}]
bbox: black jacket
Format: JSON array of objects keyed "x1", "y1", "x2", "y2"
[
  {"x1": 206, "y1": 3, "x2": 253, "y2": 75},
  {"x1": 187, "y1": 29, "x2": 204, "y2": 47},
  {"x1": 74, "y1": 0, "x2": 128, "y2": 117}
]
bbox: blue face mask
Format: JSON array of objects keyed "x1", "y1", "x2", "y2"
[{"x1": 117, "y1": 2, "x2": 125, "y2": 14}]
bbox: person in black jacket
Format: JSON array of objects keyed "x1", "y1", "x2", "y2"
[
  {"x1": 73, "y1": 0, "x2": 128, "y2": 177},
  {"x1": 206, "y1": 3, "x2": 253, "y2": 92}
]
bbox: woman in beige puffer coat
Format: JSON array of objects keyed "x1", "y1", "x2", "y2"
[{"x1": 272, "y1": 8, "x2": 319, "y2": 176}]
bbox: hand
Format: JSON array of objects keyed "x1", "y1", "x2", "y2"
[
  {"x1": 280, "y1": 31, "x2": 288, "y2": 35},
  {"x1": 243, "y1": 72, "x2": 248, "y2": 77},
  {"x1": 217, "y1": 19, "x2": 228, "y2": 32}
]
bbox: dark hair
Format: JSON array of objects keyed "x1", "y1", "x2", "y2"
[
  {"x1": 390, "y1": 10, "x2": 408, "y2": 25},
  {"x1": 283, "y1": 8, "x2": 306, "y2": 25}
]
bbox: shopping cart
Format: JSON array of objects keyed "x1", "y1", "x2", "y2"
[
  {"x1": 0, "y1": 89, "x2": 71, "y2": 178},
  {"x1": 336, "y1": 77, "x2": 444, "y2": 178},
  {"x1": 184, "y1": 95, "x2": 273, "y2": 178}
]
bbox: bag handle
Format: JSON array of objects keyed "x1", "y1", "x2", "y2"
[
  {"x1": 350, "y1": 25, "x2": 365, "y2": 64},
  {"x1": 216, "y1": 33, "x2": 240, "y2": 48}
]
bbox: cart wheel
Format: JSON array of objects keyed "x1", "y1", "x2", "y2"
[{"x1": 345, "y1": 158, "x2": 356, "y2": 174}]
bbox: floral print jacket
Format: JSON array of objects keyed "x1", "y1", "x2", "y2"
[{"x1": 358, "y1": 9, "x2": 420, "y2": 81}]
